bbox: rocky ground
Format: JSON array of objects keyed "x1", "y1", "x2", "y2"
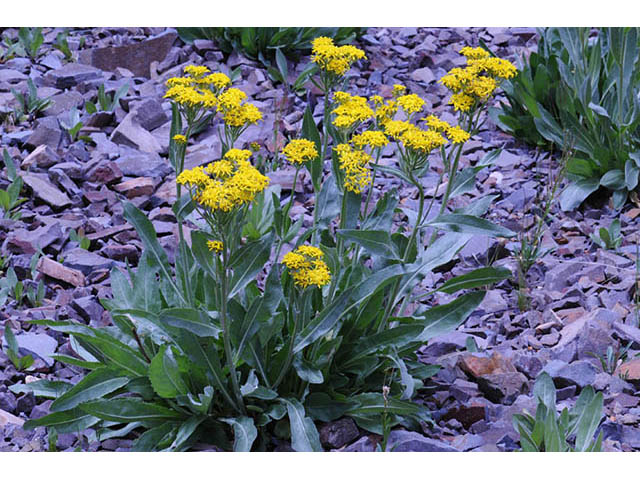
[{"x1": 1, "y1": 26, "x2": 639, "y2": 452}]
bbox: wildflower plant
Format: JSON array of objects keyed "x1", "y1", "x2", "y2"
[{"x1": 23, "y1": 42, "x2": 517, "y2": 451}]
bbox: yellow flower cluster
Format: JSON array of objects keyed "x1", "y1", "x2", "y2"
[
  {"x1": 281, "y1": 245, "x2": 331, "y2": 288},
  {"x1": 165, "y1": 66, "x2": 260, "y2": 128},
  {"x1": 439, "y1": 47, "x2": 517, "y2": 112},
  {"x1": 422, "y1": 115, "x2": 470, "y2": 144},
  {"x1": 397, "y1": 94, "x2": 425, "y2": 116},
  {"x1": 217, "y1": 88, "x2": 262, "y2": 128},
  {"x1": 177, "y1": 149, "x2": 269, "y2": 213},
  {"x1": 281, "y1": 139, "x2": 319, "y2": 165},
  {"x1": 384, "y1": 119, "x2": 447, "y2": 154},
  {"x1": 332, "y1": 92, "x2": 374, "y2": 129},
  {"x1": 311, "y1": 37, "x2": 366, "y2": 76},
  {"x1": 336, "y1": 143, "x2": 373, "y2": 194},
  {"x1": 207, "y1": 240, "x2": 223, "y2": 252},
  {"x1": 173, "y1": 134, "x2": 187, "y2": 144},
  {"x1": 351, "y1": 130, "x2": 389, "y2": 150}
]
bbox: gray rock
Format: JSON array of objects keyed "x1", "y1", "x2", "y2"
[
  {"x1": 133, "y1": 98, "x2": 169, "y2": 131},
  {"x1": 0, "y1": 392, "x2": 17, "y2": 413},
  {"x1": 387, "y1": 430, "x2": 459, "y2": 452},
  {"x1": 21, "y1": 173, "x2": 71, "y2": 209},
  {"x1": 44, "y1": 63, "x2": 103, "y2": 89},
  {"x1": 115, "y1": 148, "x2": 172, "y2": 178},
  {"x1": 476, "y1": 372, "x2": 529, "y2": 404},
  {"x1": 79, "y1": 30, "x2": 177, "y2": 78},
  {"x1": 110, "y1": 112, "x2": 162, "y2": 153},
  {"x1": 22, "y1": 145, "x2": 60, "y2": 169},
  {"x1": 85, "y1": 160, "x2": 123, "y2": 184},
  {"x1": 319, "y1": 418, "x2": 359, "y2": 449},
  {"x1": 410, "y1": 67, "x2": 436, "y2": 84},
  {"x1": 25, "y1": 117, "x2": 62, "y2": 150},
  {"x1": 552, "y1": 309, "x2": 619, "y2": 363},
  {"x1": 422, "y1": 331, "x2": 487, "y2": 357},
  {"x1": 11, "y1": 333, "x2": 58, "y2": 366},
  {"x1": 62, "y1": 248, "x2": 115, "y2": 275},
  {"x1": 551, "y1": 360, "x2": 597, "y2": 389},
  {"x1": 514, "y1": 354, "x2": 544, "y2": 380},
  {"x1": 341, "y1": 436, "x2": 376, "y2": 452},
  {"x1": 44, "y1": 91, "x2": 84, "y2": 116},
  {"x1": 452, "y1": 433, "x2": 484, "y2": 451},
  {"x1": 0, "y1": 69, "x2": 27, "y2": 84},
  {"x1": 30, "y1": 400, "x2": 52, "y2": 420},
  {"x1": 71, "y1": 296, "x2": 105, "y2": 323},
  {"x1": 16, "y1": 392, "x2": 36, "y2": 415}
]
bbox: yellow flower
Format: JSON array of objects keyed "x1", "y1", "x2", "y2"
[
  {"x1": 332, "y1": 92, "x2": 374, "y2": 129},
  {"x1": 282, "y1": 139, "x2": 319, "y2": 165},
  {"x1": 199, "y1": 72, "x2": 232, "y2": 89},
  {"x1": 351, "y1": 130, "x2": 389, "y2": 150},
  {"x1": 397, "y1": 94, "x2": 425, "y2": 116},
  {"x1": 384, "y1": 120, "x2": 413, "y2": 139},
  {"x1": 282, "y1": 245, "x2": 331, "y2": 288},
  {"x1": 184, "y1": 65, "x2": 211, "y2": 78},
  {"x1": 311, "y1": 37, "x2": 366, "y2": 76},
  {"x1": 173, "y1": 134, "x2": 187, "y2": 144},
  {"x1": 446, "y1": 125, "x2": 470, "y2": 144},
  {"x1": 392, "y1": 84, "x2": 407, "y2": 97},
  {"x1": 217, "y1": 89, "x2": 262, "y2": 127},
  {"x1": 180, "y1": 150, "x2": 269, "y2": 213},
  {"x1": 374, "y1": 99, "x2": 398, "y2": 126},
  {"x1": 400, "y1": 128, "x2": 447, "y2": 154},
  {"x1": 450, "y1": 92, "x2": 475, "y2": 112},
  {"x1": 207, "y1": 240, "x2": 223, "y2": 252},
  {"x1": 336, "y1": 143, "x2": 373, "y2": 194},
  {"x1": 460, "y1": 46, "x2": 490, "y2": 60},
  {"x1": 422, "y1": 115, "x2": 451, "y2": 132}
]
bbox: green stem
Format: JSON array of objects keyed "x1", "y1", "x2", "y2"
[
  {"x1": 219, "y1": 239, "x2": 246, "y2": 414},
  {"x1": 272, "y1": 291, "x2": 301, "y2": 390}
]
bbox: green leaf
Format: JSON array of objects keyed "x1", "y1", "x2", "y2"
[
  {"x1": 301, "y1": 104, "x2": 322, "y2": 189},
  {"x1": 50, "y1": 367, "x2": 129, "y2": 412},
  {"x1": 600, "y1": 169, "x2": 625, "y2": 190},
  {"x1": 23, "y1": 408, "x2": 100, "y2": 434},
  {"x1": 625, "y1": 159, "x2": 640, "y2": 191},
  {"x1": 315, "y1": 174, "x2": 341, "y2": 228},
  {"x1": 170, "y1": 417, "x2": 205, "y2": 451},
  {"x1": 149, "y1": 345, "x2": 189, "y2": 399},
  {"x1": 425, "y1": 214, "x2": 515, "y2": 238},
  {"x1": 306, "y1": 392, "x2": 353, "y2": 422},
  {"x1": 574, "y1": 389, "x2": 603, "y2": 451},
  {"x1": 282, "y1": 398, "x2": 322, "y2": 452},
  {"x1": 293, "y1": 353, "x2": 323, "y2": 384},
  {"x1": 3, "y1": 324, "x2": 19, "y2": 355},
  {"x1": 416, "y1": 291, "x2": 486, "y2": 342},
  {"x1": 337, "y1": 229, "x2": 399, "y2": 259},
  {"x1": 3, "y1": 149, "x2": 18, "y2": 182},
  {"x1": 346, "y1": 392, "x2": 424, "y2": 416},
  {"x1": 228, "y1": 233, "x2": 273, "y2": 299},
  {"x1": 533, "y1": 372, "x2": 556, "y2": 410},
  {"x1": 160, "y1": 308, "x2": 220, "y2": 338},
  {"x1": 434, "y1": 267, "x2": 511, "y2": 294},
  {"x1": 72, "y1": 332, "x2": 148, "y2": 377},
  {"x1": 346, "y1": 325, "x2": 424, "y2": 365},
  {"x1": 9, "y1": 380, "x2": 72, "y2": 399},
  {"x1": 560, "y1": 178, "x2": 600, "y2": 211},
  {"x1": 81, "y1": 398, "x2": 184, "y2": 423},
  {"x1": 293, "y1": 287, "x2": 354, "y2": 353},
  {"x1": 122, "y1": 202, "x2": 184, "y2": 304},
  {"x1": 221, "y1": 416, "x2": 258, "y2": 452},
  {"x1": 543, "y1": 407, "x2": 566, "y2": 452}
]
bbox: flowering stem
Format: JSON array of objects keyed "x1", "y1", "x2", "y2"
[
  {"x1": 219, "y1": 238, "x2": 246, "y2": 414},
  {"x1": 272, "y1": 290, "x2": 300, "y2": 390},
  {"x1": 283, "y1": 165, "x2": 300, "y2": 228}
]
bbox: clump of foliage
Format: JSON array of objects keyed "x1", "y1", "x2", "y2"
[
  {"x1": 493, "y1": 27, "x2": 640, "y2": 210},
  {"x1": 177, "y1": 27, "x2": 365, "y2": 74},
  {"x1": 2, "y1": 325, "x2": 35, "y2": 371},
  {"x1": 590, "y1": 219, "x2": 623, "y2": 250},
  {"x1": 513, "y1": 372, "x2": 604, "y2": 452},
  {"x1": 11, "y1": 78, "x2": 53, "y2": 123},
  {"x1": 21, "y1": 42, "x2": 515, "y2": 451},
  {"x1": 0, "y1": 149, "x2": 26, "y2": 220}
]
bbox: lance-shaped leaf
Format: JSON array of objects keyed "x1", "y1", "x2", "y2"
[
  {"x1": 281, "y1": 398, "x2": 322, "y2": 452},
  {"x1": 337, "y1": 229, "x2": 399, "y2": 259},
  {"x1": 9, "y1": 380, "x2": 72, "y2": 399},
  {"x1": 228, "y1": 233, "x2": 273, "y2": 299},
  {"x1": 81, "y1": 398, "x2": 184, "y2": 423},
  {"x1": 221, "y1": 416, "x2": 258, "y2": 452},
  {"x1": 23, "y1": 408, "x2": 100, "y2": 434},
  {"x1": 434, "y1": 267, "x2": 511, "y2": 294},
  {"x1": 416, "y1": 291, "x2": 486, "y2": 342},
  {"x1": 50, "y1": 367, "x2": 129, "y2": 412},
  {"x1": 425, "y1": 214, "x2": 515, "y2": 238},
  {"x1": 149, "y1": 345, "x2": 189, "y2": 399}
]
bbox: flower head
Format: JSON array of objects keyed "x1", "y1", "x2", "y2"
[
  {"x1": 336, "y1": 143, "x2": 373, "y2": 194},
  {"x1": 281, "y1": 139, "x2": 319, "y2": 165},
  {"x1": 397, "y1": 94, "x2": 425, "y2": 116},
  {"x1": 311, "y1": 37, "x2": 366, "y2": 76},
  {"x1": 173, "y1": 134, "x2": 187, "y2": 144},
  {"x1": 282, "y1": 245, "x2": 331, "y2": 288},
  {"x1": 351, "y1": 130, "x2": 389, "y2": 150},
  {"x1": 332, "y1": 92, "x2": 374, "y2": 129},
  {"x1": 207, "y1": 240, "x2": 223, "y2": 252}
]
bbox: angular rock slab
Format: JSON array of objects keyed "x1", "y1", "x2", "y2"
[
  {"x1": 21, "y1": 173, "x2": 71, "y2": 209},
  {"x1": 79, "y1": 30, "x2": 177, "y2": 78}
]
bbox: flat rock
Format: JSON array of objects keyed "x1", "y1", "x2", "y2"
[
  {"x1": 44, "y1": 90, "x2": 84, "y2": 116},
  {"x1": 387, "y1": 430, "x2": 459, "y2": 452},
  {"x1": 410, "y1": 67, "x2": 436, "y2": 84},
  {"x1": 115, "y1": 148, "x2": 172, "y2": 178},
  {"x1": 36, "y1": 256, "x2": 85, "y2": 287},
  {"x1": 44, "y1": 63, "x2": 103, "y2": 89},
  {"x1": 25, "y1": 117, "x2": 62, "y2": 150},
  {"x1": 11, "y1": 333, "x2": 57, "y2": 367},
  {"x1": 79, "y1": 30, "x2": 177, "y2": 78},
  {"x1": 133, "y1": 98, "x2": 169, "y2": 131},
  {"x1": 0, "y1": 409, "x2": 24, "y2": 427},
  {"x1": 110, "y1": 112, "x2": 162, "y2": 153},
  {"x1": 476, "y1": 372, "x2": 529, "y2": 404},
  {"x1": 458, "y1": 352, "x2": 517, "y2": 378},
  {"x1": 113, "y1": 177, "x2": 155, "y2": 198},
  {"x1": 21, "y1": 173, "x2": 71, "y2": 209},
  {"x1": 319, "y1": 418, "x2": 359, "y2": 449},
  {"x1": 21, "y1": 145, "x2": 60, "y2": 169},
  {"x1": 62, "y1": 248, "x2": 115, "y2": 276}
]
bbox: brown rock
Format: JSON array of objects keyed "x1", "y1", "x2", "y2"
[
  {"x1": 441, "y1": 401, "x2": 487, "y2": 429},
  {"x1": 86, "y1": 160, "x2": 123, "y2": 184},
  {"x1": 618, "y1": 359, "x2": 640, "y2": 381},
  {"x1": 78, "y1": 30, "x2": 177, "y2": 78},
  {"x1": 113, "y1": 177, "x2": 155, "y2": 198},
  {"x1": 458, "y1": 352, "x2": 516, "y2": 378},
  {"x1": 21, "y1": 144, "x2": 60, "y2": 169},
  {"x1": 0, "y1": 408, "x2": 24, "y2": 427},
  {"x1": 36, "y1": 256, "x2": 85, "y2": 287},
  {"x1": 86, "y1": 223, "x2": 133, "y2": 241}
]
